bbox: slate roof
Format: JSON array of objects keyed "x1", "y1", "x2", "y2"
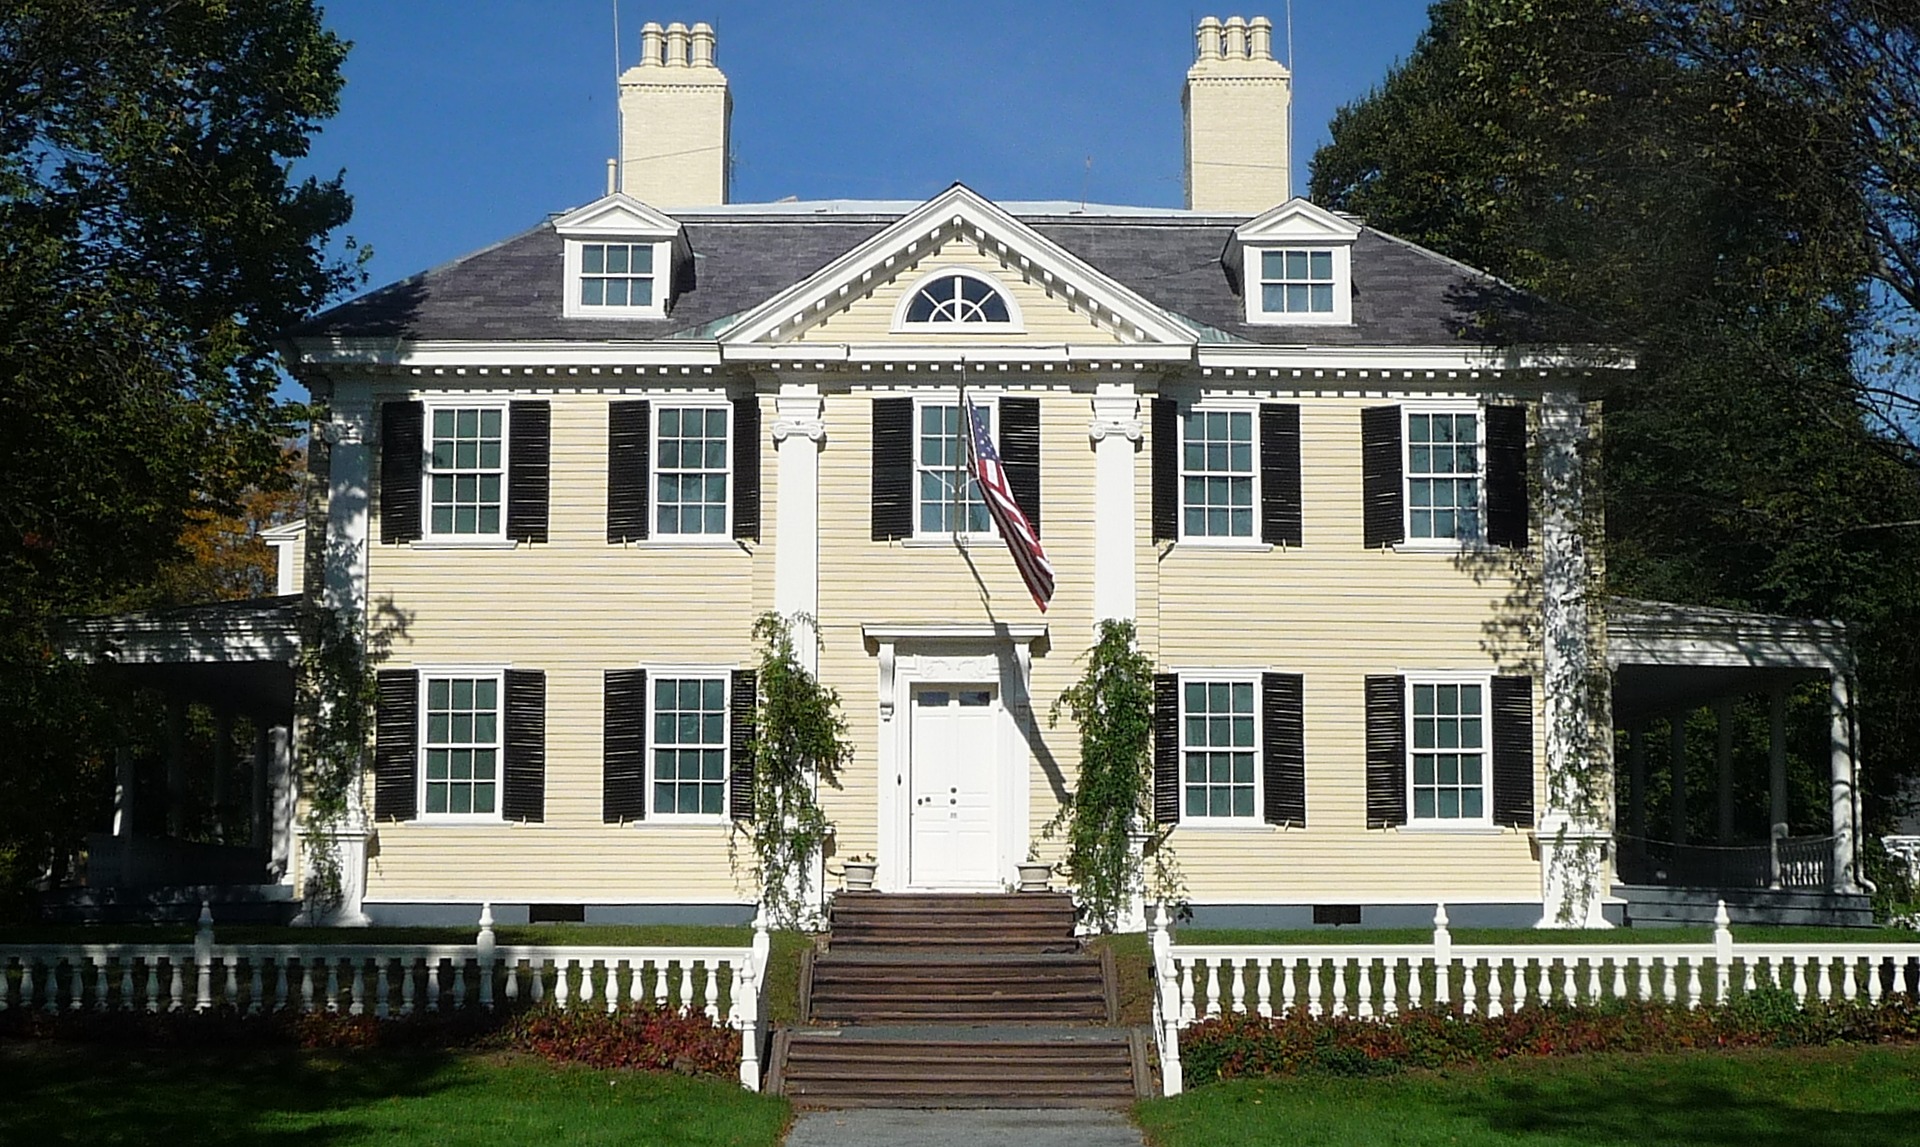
[{"x1": 295, "y1": 204, "x2": 1528, "y2": 348}]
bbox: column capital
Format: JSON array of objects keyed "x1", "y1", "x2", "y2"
[
  {"x1": 1089, "y1": 393, "x2": 1143, "y2": 443},
  {"x1": 772, "y1": 392, "x2": 826, "y2": 442}
]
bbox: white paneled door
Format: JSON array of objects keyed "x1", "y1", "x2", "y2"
[{"x1": 908, "y1": 685, "x2": 1000, "y2": 888}]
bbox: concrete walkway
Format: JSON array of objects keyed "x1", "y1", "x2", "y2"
[{"x1": 784, "y1": 1108, "x2": 1146, "y2": 1147}]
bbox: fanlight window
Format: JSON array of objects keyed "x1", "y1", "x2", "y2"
[{"x1": 904, "y1": 273, "x2": 1012, "y2": 325}]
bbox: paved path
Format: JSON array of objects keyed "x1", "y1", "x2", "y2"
[{"x1": 784, "y1": 1108, "x2": 1146, "y2": 1147}]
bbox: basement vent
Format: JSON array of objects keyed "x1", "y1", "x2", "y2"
[
  {"x1": 1313, "y1": 904, "x2": 1362, "y2": 926},
  {"x1": 529, "y1": 903, "x2": 586, "y2": 924}
]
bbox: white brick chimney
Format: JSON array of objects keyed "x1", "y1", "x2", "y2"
[
  {"x1": 1183, "y1": 15, "x2": 1292, "y2": 214},
  {"x1": 618, "y1": 20, "x2": 731, "y2": 207}
]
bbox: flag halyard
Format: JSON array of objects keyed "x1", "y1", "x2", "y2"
[{"x1": 963, "y1": 396, "x2": 1055, "y2": 611}]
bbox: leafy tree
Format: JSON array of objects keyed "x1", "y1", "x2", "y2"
[{"x1": 0, "y1": 1, "x2": 359, "y2": 911}]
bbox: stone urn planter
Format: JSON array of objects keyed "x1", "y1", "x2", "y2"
[
  {"x1": 842, "y1": 860, "x2": 878, "y2": 892},
  {"x1": 1016, "y1": 862, "x2": 1054, "y2": 892}
]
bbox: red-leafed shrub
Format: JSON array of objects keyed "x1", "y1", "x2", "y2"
[
  {"x1": 502, "y1": 1005, "x2": 738, "y2": 1075},
  {"x1": 1177, "y1": 993, "x2": 1920, "y2": 1087}
]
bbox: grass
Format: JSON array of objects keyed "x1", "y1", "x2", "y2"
[
  {"x1": 1134, "y1": 1044, "x2": 1920, "y2": 1146},
  {"x1": 0, "y1": 1043, "x2": 790, "y2": 1147}
]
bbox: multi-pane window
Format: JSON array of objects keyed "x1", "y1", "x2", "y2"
[
  {"x1": 426, "y1": 406, "x2": 504, "y2": 536},
  {"x1": 916, "y1": 402, "x2": 992, "y2": 535},
  {"x1": 1408, "y1": 411, "x2": 1480, "y2": 541},
  {"x1": 1410, "y1": 681, "x2": 1485, "y2": 821},
  {"x1": 1183, "y1": 680, "x2": 1256, "y2": 819},
  {"x1": 652, "y1": 676, "x2": 727, "y2": 817},
  {"x1": 904, "y1": 273, "x2": 1012, "y2": 324},
  {"x1": 423, "y1": 676, "x2": 499, "y2": 816},
  {"x1": 1260, "y1": 249, "x2": 1335, "y2": 315},
  {"x1": 656, "y1": 406, "x2": 729, "y2": 535},
  {"x1": 580, "y1": 242, "x2": 655, "y2": 308},
  {"x1": 1182, "y1": 409, "x2": 1254, "y2": 538}
]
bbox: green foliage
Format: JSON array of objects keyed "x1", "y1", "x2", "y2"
[
  {"x1": 1044, "y1": 619, "x2": 1184, "y2": 932},
  {"x1": 739, "y1": 613, "x2": 850, "y2": 929},
  {"x1": 0, "y1": 1, "x2": 360, "y2": 900},
  {"x1": 294, "y1": 601, "x2": 377, "y2": 910}
]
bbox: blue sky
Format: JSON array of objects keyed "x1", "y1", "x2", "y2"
[{"x1": 301, "y1": 1, "x2": 1436, "y2": 295}]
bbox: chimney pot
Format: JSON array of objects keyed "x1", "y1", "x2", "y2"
[
  {"x1": 1224, "y1": 15, "x2": 1248, "y2": 59},
  {"x1": 691, "y1": 22, "x2": 716, "y2": 68},
  {"x1": 639, "y1": 21, "x2": 664, "y2": 66},
  {"x1": 664, "y1": 21, "x2": 690, "y2": 66},
  {"x1": 1196, "y1": 16, "x2": 1223, "y2": 60},
  {"x1": 1250, "y1": 16, "x2": 1274, "y2": 60}
]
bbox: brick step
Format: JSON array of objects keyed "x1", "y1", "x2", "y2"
[
  {"x1": 810, "y1": 981, "x2": 1105, "y2": 1001},
  {"x1": 772, "y1": 1032, "x2": 1144, "y2": 1108}
]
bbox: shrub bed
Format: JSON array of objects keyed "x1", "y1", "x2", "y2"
[
  {"x1": 0, "y1": 1002, "x2": 740, "y2": 1077},
  {"x1": 1179, "y1": 992, "x2": 1920, "y2": 1086}
]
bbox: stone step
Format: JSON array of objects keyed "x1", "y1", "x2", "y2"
[{"x1": 771, "y1": 1030, "x2": 1146, "y2": 1108}]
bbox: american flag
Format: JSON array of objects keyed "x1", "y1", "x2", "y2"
[{"x1": 964, "y1": 395, "x2": 1055, "y2": 611}]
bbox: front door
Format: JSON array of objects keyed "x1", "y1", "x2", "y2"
[{"x1": 908, "y1": 685, "x2": 1000, "y2": 888}]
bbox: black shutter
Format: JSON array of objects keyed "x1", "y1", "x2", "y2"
[
  {"x1": 1151, "y1": 398, "x2": 1179, "y2": 543},
  {"x1": 999, "y1": 397, "x2": 1042, "y2": 535},
  {"x1": 733, "y1": 396, "x2": 761, "y2": 542},
  {"x1": 1361, "y1": 406, "x2": 1404, "y2": 549},
  {"x1": 380, "y1": 401, "x2": 423, "y2": 544},
  {"x1": 1491, "y1": 675, "x2": 1535, "y2": 828},
  {"x1": 507, "y1": 401, "x2": 550, "y2": 544},
  {"x1": 607, "y1": 401, "x2": 651, "y2": 543},
  {"x1": 1485, "y1": 404, "x2": 1529, "y2": 550},
  {"x1": 603, "y1": 669, "x2": 649, "y2": 823},
  {"x1": 729, "y1": 668, "x2": 757, "y2": 821},
  {"x1": 1365, "y1": 675, "x2": 1407, "y2": 829},
  {"x1": 1153, "y1": 673, "x2": 1181, "y2": 825},
  {"x1": 1260, "y1": 403, "x2": 1303, "y2": 547},
  {"x1": 871, "y1": 397, "x2": 914, "y2": 541},
  {"x1": 1263, "y1": 672, "x2": 1306, "y2": 827},
  {"x1": 373, "y1": 669, "x2": 419, "y2": 821},
  {"x1": 502, "y1": 670, "x2": 546, "y2": 822}
]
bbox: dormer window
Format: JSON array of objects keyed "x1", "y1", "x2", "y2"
[
  {"x1": 1260, "y1": 250, "x2": 1335, "y2": 315},
  {"x1": 580, "y1": 243, "x2": 655, "y2": 308},
  {"x1": 1232, "y1": 198, "x2": 1361, "y2": 328},
  {"x1": 893, "y1": 268, "x2": 1023, "y2": 332}
]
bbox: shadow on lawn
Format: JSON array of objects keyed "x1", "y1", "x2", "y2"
[
  {"x1": 0, "y1": 1043, "x2": 465, "y2": 1146},
  {"x1": 1464, "y1": 1058, "x2": 1920, "y2": 1147}
]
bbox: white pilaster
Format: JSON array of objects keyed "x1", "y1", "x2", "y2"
[
  {"x1": 1089, "y1": 388, "x2": 1143, "y2": 624},
  {"x1": 772, "y1": 388, "x2": 825, "y2": 674},
  {"x1": 322, "y1": 395, "x2": 372, "y2": 621},
  {"x1": 1537, "y1": 390, "x2": 1610, "y2": 927}
]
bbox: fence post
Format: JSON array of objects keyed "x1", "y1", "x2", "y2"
[
  {"x1": 194, "y1": 901, "x2": 215, "y2": 1011},
  {"x1": 741, "y1": 904, "x2": 771, "y2": 1092},
  {"x1": 1433, "y1": 903, "x2": 1452, "y2": 1008},
  {"x1": 1150, "y1": 903, "x2": 1183, "y2": 1096},
  {"x1": 1713, "y1": 900, "x2": 1733, "y2": 1004},
  {"x1": 476, "y1": 902, "x2": 496, "y2": 1011}
]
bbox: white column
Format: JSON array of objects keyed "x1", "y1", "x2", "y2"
[
  {"x1": 1536, "y1": 391, "x2": 1608, "y2": 927},
  {"x1": 1088, "y1": 387, "x2": 1142, "y2": 624},
  {"x1": 1714, "y1": 699, "x2": 1734, "y2": 844},
  {"x1": 268, "y1": 725, "x2": 295, "y2": 883},
  {"x1": 771, "y1": 387, "x2": 825, "y2": 675},
  {"x1": 1831, "y1": 671, "x2": 1858, "y2": 893},
  {"x1": 322, "y1": 397, "x2": 372, "y2": 619}
]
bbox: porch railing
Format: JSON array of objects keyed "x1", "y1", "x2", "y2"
[
  {"x1": 0, "y1": 903, "x2": 773, "y2": 1091},
  {"x1": 1615, "y1": 834, "x2": 1834, "y2": 890},
  {"x1": 1148, "y1": 902, "x2": 1920, "y2": 1098}
]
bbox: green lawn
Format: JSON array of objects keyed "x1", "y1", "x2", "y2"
[
  {"x1": 0, "y1": 1043, "x2": 791, "y2": 1147},
  {"x1": 1135, "y1": 1045, "x2": 1920, "y2": 1146}
]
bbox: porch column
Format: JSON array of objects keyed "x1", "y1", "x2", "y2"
[
  {"x1": 113, "y1": 746, "x2": 136, "y2": 838},
  {"x1": 1769, "y1": 685, "x2": 1788, "y2": 887},
  {"x1": 1089, "y1": 387, "x2": 1142, "y2": 624},
  {"x1": 1628, "y1": 724, "x2": 1647, "y2": 847},
  {"x1": 1830, "y1": 671, "x2": 1859, "y2": 893},
  {"x1": 268, "y1": 724, "x2": 295, "y2": 882},
  {"x1": 1714, "y1": 698, "x2": 1734, "y2": 844},
  {"x1": 211, "y1": 706, "x2": 234, "y2": 842},
  {"x1": 166, "y1": 696, "x2": 188, "y2": 837},
  {"x1": 771, "y1": 387, "x2": 825, "y2": 675},
  {"x1": 1669, "y1": 713, "x2": 1688, "y2": 845}
]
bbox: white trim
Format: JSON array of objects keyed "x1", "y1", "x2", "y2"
[
  {"x1": 772, "y1": 388, "x2": 824, "y2": 673},
  {"x1": 420, "y1": 399, "x2": 511, "y2": 542},
  {"x1": 889, "y1": 266, "x2": 1026, "y2": 334},
  {"x1": 645, "y1": 667, "x2": 735, "y2": 826},
  {"x1": 650, "y1": 397, "x2": 734, "y2": 540},
  {"x1": 1178, "y1": 398, "x2": 1261, "y2": 544},
  {"x1": 324, "y1": 393, "x2": 372, "y2": 620},
  {"x1": 551, "y1": 193, "x2": 684, "y2": 238},
  {"x1": 1090, "y1": 388, "x2": 1141, "y2": 623},
  {"x1": 863, "y1": 623, "x2": 1049, "y2": 643},
  {"x1": 562, "y1": 237, "x2": 672, "y2": 321},
  {"x1": 1243, "y1": 243, "x2": 1353, "y2": 327},
  {"x1": 1400, "y1": 399, "x2": 1486, "y2": 551},
  {"x1": 415, "y1": 668, "x2": 508, "y2": 825},
  {"x1": 1174, "y1": 671, "x2": 1264, "y2": 826},
  {"x1": 1404, "y1": 672, "x2": 1495, "y2": 830},
  {"x1": 1233, "y1": 198, "x2": 1365, "y2": 244},
  {"x1": 1195, "y1": 345, "x2": 1632, "y2": 372},
  {"x1": 291, "y1": 339, "x2": 724, "y2": 369}
]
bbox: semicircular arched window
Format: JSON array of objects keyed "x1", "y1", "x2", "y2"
[{"x1": 903, "y1": 272, "x2": 1014, "y2": 325}]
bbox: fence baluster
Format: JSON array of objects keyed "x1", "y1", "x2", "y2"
[
  {"x1": 1382, "y1": 958, "x2": 1399, "y2": 1017},
  {"x1": 1255, "y1": 958, "x2": 1273, "y2": 1018},
  {"x1": 1356, "y1": 959, "x2": 1375, "y2": 1019},
  {"x1": 1686, "y1": 959, "x2": 1703, "y2": 1009},
  {"x1": 1306, "y1": 959, "x2": 1324, "y2": 1018},
  {"x1": 375, "y1": 957, "x2": 391, "y2": 1019},
  {"x1": 1279, "y1": 959, "x2": 1296, "y2": 1016}
]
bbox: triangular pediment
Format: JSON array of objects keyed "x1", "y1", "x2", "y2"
[
  {"x1": 719, "y1": 184, "x2": 1199, "y2": 347},
  {"x1": 553, "y1": 193, "x2": 683, "y2": 239},
  {"x1": 1234, "y1": 197, "x2": 1363, "y2": 243}
]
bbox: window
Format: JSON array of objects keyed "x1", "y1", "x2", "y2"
[
  {"x1": 1181, "y1": 407, "x2": 1255, "y2": 539},
  {"x1": 1183, "y1": 679, "x2": 1258, "y2": 819},
  {"x1": 916, "y1": 400, "x2": 993, "y2": 536},
  {"x1": 895, "y1": 270, "x2": 1019, "y2": 330},
  {"x1": 426, "y1": 405, "x2": 505, "y2": 537},
  {"x1": 1407, "y1": 409, "x2": 1481, "y2": 542},
  {"x1": 1409, "y1": 679, "x2": 1487, "y2": 823},
  {"x1": 580, "y1": 242, "x2": 655, "y2": 309},
  {"x1": 651, "y1": 676, "x2": 729, "y2": 817},
  {"x1": 655, "y1": 405, "x2": 730, "y2": 536},
  {"x1": 1260, "y1": 249, "x2": 1335, "y2": 315},
  {"x1": 422, "y1": 675, "x2": 500, "y2": 817}
]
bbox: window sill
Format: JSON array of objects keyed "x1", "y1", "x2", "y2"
[
  {"x1": 627, "y1": 536, "x2": 743, "y2": 549},
  {"x1": 632, "y1": 817, "x2": 732, "y2": 829},
  {"x1": 1170, "y1": 538, "x2": 1273, "y2": 553},
  {"x1": 410, "y1": 538, "x2": 519, "y2": 551},
  {"x1": 1173, "y1": 821, "x2": 1281, "y2": 833},
  {"x1": 897, "y1": 535, "x2": 1001, "y2": 549},
  {"x1": 408, "y1": 817, "x2": 511, "y2": 828},
  {"x1": 1390, "y1": 539, "x2": 1487, "y2": 554},
  {"x1": 1396, "y1": 823, "x2": 1509, "y2": 836}
]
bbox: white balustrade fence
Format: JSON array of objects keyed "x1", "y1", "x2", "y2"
[
  {"x1": 0, "y1": 902, "x2": 774, "y2": 1091},
  {"x1": 1148, "y1": 901, "x2": 1920, "y2": 1097}
]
